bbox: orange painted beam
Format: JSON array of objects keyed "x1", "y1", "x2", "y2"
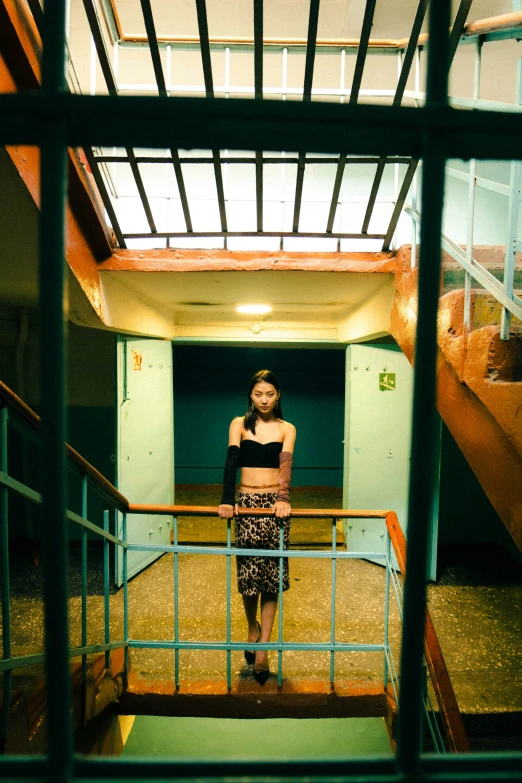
[
  {"x1": 0, "y1": 0, "x2": 113, "y2": 321},
  {"x1": 102, "y1": 248, "x2": 395, "y2": 273}
]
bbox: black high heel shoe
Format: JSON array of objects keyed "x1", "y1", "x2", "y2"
[
  {"x1": 253, "y1": 665, "x2": 270, "y2": 686},
  {"x1": 244, "y1": 621, "x2": 261, "y2": 665}
]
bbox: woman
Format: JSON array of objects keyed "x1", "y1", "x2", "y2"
[{"x1": 218, "y1": 369, "x2": 296, "y2": 685}]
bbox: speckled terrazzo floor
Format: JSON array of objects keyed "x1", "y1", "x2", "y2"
[{"x1": 2, "y1": 486, "x2": 522, "y2": 724}]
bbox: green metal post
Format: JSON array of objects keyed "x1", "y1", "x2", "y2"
[
  {"x1": 103, "y1": 510, "x2": 111, "y2": 669},
  {"x1": 0, "y1": 408, "x2": 11, "y2": 753},
  {"x1": 38, "y1": 0, "x2": 73, "y2": 777},
  {"x1": 122, "y1": 511, "x2": 129, "y2": 686},
  {"x1": 81, "y1": 474, "x2": 88, "y2": 724},
  {"x1": 277, "y1": 520, "x2": 284, "y2": 688},
  {"x1": 396, "y1": 0, "x2": 450, "y2": 774},
  {"x1": 329, "y1": 517, "x2": 337, "y2": 687},
  {"x1": 383, "y1": 529, "x2": 391, "y2": 691},
  {"x1": 226, "y1": 518, "x2": 231, "y2": 691},
  {"x1": 174, "y1": 515, "x2": 179, "y2": 689}
]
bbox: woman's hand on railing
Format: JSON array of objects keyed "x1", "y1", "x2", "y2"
[
  {"x1": 273, "y1": 500, "x2": 291, "y2": 518},
  {"x1": 218, "y1": 503, "x2": 238, "y2": 518}
]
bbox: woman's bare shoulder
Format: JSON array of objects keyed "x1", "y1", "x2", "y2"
[
  {"x1": 230, "y1": 416, "x2": 244, "y2": 431},
  {"x1": 280, "y1": 419, "x2": 296, "y2": 432}
]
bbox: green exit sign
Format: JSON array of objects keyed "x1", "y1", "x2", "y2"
[{"x1": 379, "y1": 373, "x2": 396, "y2": 391}]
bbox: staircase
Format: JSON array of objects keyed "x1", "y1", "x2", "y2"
[{"x1": 390, "y1": 245, "x2": 522, "y2": 553}]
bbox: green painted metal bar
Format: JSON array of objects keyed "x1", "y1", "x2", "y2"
[
  {"x1": 448, "y1": 0, "x2": 474, "y2": 66},
  {"x1": 361, "y1": 0, "x2": 429, "y2": 234},
  {"x1": 126, "y1": 542, "x2": 387, "y2": 559},
  {"x1": 326, "y1": 0, "x2": 377, "y2": 232},
  {"x1": 254, "y1": 0, "x2": 264, "y2": 233},
  {"x1": 396, "y1": 0, "x2": 451, "y2": 773},
  {"x1": 292, "y1": 0, "x2": 321, "y2": 232},
  {"x1": 277, "y1": 519, "x2": 284, "y2": 688},
  {"x1": 464, "y1": 40, "x2": 482, "y2": 330},
  {"x1": 0, "y1": 407, "x2": 11, "y2": 754},
  {"x1": 129, "y1": 640, "x2": 384, "y2": 653},
  {"x1": 138, "y1": 0, "x2": 193, "y2": 232},
  {"x1": 96, "y1": 154, "x2": 412, "y2": 165},
  {"x1": 194, "y1": 0, "x2": 228, "y2": 232},
  {"x1": 81, "y1": 474, "x2": 88, "y2": 726},
  {"x1": 6, "y1": 93, "x2": 522, "y2": 159},
  {"x1": 122, "y1": 230, "x2": 386, "y2": 239},
  {"x1": 174, "y1": 515, "x2": 180, "y2": 688},
  {"x1": 103, "y1": 510, "x2": 111, "y2": 669},
  {"x1": 501, "y1": 57, "x2": 522, "y2": 340},
  {"x1": 226, "y1": 518, "x2": 231, "y2": 691},
  {"x1": 122, "y1": 511, "x2": 129, "y2": 687},
  {"x1": 383, "y1": 532, "x2": 391, "y2": 691},
  {"x1": 445, "y1": 165, "x2": 509, "y2": 197},
  {"x1": 0, "y1": 471, "x2": 126, "y2": 546},
  {"x1": 39, "y1": 0, "x2": 74, "y2": 776},
  {"x1": 382, "y1": 157, "x2": 419, "y2": 251},
  {"x1": 329, "y1": 516, "x2": 337, "y2": 686}
]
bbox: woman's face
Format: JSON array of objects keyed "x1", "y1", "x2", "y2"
[{"x1": 251, "y1": 381, "x2": 279, "y2": 414}]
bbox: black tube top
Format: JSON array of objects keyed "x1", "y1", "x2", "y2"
[{"x1": 239, "y1": 439, "x2": 282, "y2": 468}]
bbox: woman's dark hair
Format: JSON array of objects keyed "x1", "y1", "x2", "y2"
[{"x1": 244, "y1": 369, "x2": 283, "y2": 434}]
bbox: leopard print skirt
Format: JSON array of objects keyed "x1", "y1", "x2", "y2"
[{"x1": 235, "y1": 491, "x2": 290, "y2": 596}]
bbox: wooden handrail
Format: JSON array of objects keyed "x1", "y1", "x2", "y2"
[
  {"x1": 128, "y1": 503, "x2": 388, "y2": 518},
  {"x1": 0, "y1": 380, "x2": 128, "y2": 511},
  {"x1": 385, "y1": 512, "x2": 470, "y2": 753}
]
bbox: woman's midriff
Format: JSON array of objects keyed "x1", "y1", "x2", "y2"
[{"x1": 239, "y1": 467, "x2": 279, "y2": 489}]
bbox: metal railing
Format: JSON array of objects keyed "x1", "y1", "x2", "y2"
[{"x1": 0, "y1": 379, "x2": 467, "y2": 756}]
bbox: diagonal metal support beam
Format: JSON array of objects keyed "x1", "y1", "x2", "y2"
[
  {"x1": 362, "y1": 0, "x2": 428, "y2": 235},
  {"x1": 195, "y1": 0, "x2": 227, "y2": 232},
  {"x1": 82, "y1": 0, "x2": 157, "y2": 236},
  {"x1": 382, "y1": 157, "x2": 419, "y2": 250},
  {"x1": 254, "y1": 0, "x2": 264, "y2": 232},
  {"x1": 448, "y1": 0, "x2": 475, "y2": 65},
  {"x1": 83, "y1": 147, "x2": 126, "y2": 247},
  {"x1": 139, "y1": 0, "x2": 193, "y2": 232},
  {"x1": 292, "y1": 0, "x2": 321, "y2": 233},
  {"x1": 326, "y1": 0, "x2": 377, "y2": 233}
]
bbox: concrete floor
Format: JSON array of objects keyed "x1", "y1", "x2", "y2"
[{"x1": 3, "y1": 485, "x2": 522, "y2": 748}]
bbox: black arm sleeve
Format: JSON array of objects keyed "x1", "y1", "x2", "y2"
[{"x1": 220, "y1": 445, "x2": 240, "y2": 505}]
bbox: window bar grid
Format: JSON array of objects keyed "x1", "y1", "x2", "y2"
[
  {"x1": 362, "y1": 0, "x2": 429, "y2": 235},
  {"x1": 0, "y1": 407, "x2": 10, "y2": 754},
  {"x1": 329, "y1": 517, "x2": 337, "y2": 687},
  {"x1": 226, "y1": 518, "x2": 232, "y2": 691},
  {"x1": 39, "y1": 0, "x2": 73, "y2": 775},
  {"x1": 81, "y1": 475, "x2": 88, "y2": 722},
  {"x1": 82, "y1": 0, "x2": 157, "y2": 236},
  {"x1": 103, "y1": 510, "x2": 111, "y2": 669},
  {"x1": 139, "y1": 0, "x2": 193, "y2": 233},
  {"x1": 194, "y1": 0, "x2": 228, "y2": 233},
  {"x1": 326, "y1": 0, "x2": 377, "y2": 233},
  {"x1": 292, "y1": 0, "x2": 320, "y2": 233},
  {"x1": 395, "y1": 0, "x2": 451, "y2": 772},
  {"x1": 174, "y1": 515, "x2": 180, "y2": 689}
]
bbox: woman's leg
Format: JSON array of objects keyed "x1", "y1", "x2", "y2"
[
  {"x1": 255, "y1": 591, "x2": 277, "y2": 671},
  {"x1": 242, "y1": 593, "x2": 260, "y2": 644}
]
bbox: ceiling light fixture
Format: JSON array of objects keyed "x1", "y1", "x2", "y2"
[{"x1": 236, "y1": 304, "x2": 272, "y2": 314}]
